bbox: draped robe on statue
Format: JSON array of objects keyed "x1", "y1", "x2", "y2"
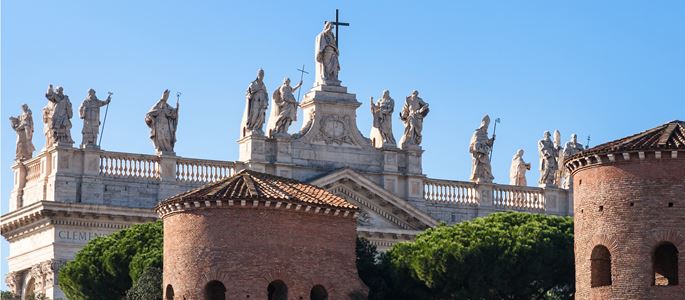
[
  {"x1": 242, "y1": 78, "x2": 268, "y2": 136},
  {"x1": 79, "y1": 94, "x2": 109, "y2": 147},
  {"x1": 469, "y1": 126, "x2": 494, "y2": 183},
  {"x1": 315, "y1": 24, "x2": 340, "y2": 85},
  {"x1": 145, "y1": 96, "x2": 178, "y2": 154},
  {"x1": 267, "y1": 82, "x2": 299, "y2": 136}
]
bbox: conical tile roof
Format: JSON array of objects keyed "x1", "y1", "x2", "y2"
[
  {"x1": 159, "y1": 169, "x2": 357, "y2": 210},
  {"x1": 569, "y1": 120, "x2": 685, "y2": 160}
]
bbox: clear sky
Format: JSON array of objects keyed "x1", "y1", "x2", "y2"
[{"x1": 2, "y1": 0, "x2": 684, "y2": 289}]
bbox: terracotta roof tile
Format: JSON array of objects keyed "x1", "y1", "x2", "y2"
[
  {"x1": 159, "y1": 170, "x2": 357, "y2": 210},
  {"x1": 568, "y1": 120, "x2": 685, "y2": 160}
]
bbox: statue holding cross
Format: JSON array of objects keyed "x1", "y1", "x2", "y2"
[{"x1": 315, "y1": 9, "x2": 349, "y2": 86}]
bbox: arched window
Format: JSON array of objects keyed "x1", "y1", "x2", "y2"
[
  {"x1": 653, "y1": 242, "x2": 679, "y2": 286},
  {"x1": 591, "y1": 245, "x2": 612, "y2": 287},
  {"x1": 205, "y1": 280, "x2": 226, "y2": 300},
  {"x1": 310, "y1": 285, "x2": 328, "y2": 300},
  {"x1": 267, "y1": 280, "x2": 288, "y2": 300},
  {"x1": 166, "y1": 284, "x2": 175, "y2": 300}
]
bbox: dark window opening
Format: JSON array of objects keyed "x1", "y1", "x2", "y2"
[
  {"x1": 166, "y1": 284, "x2": 175, "y2": 300},
  {"x1": 654, "y1": 242, "x2": 679, "y2": 286},
  {"x1": 310, "y1": 285, "x2": 328, "y2": 300},
  {"x1": 205, "y1": 280, "x2": 226, "y2": 300},
  {"x1": 591, "y1": 245, "x2": 612, "y2": 287},
  {"x1": 268, "y1": 280, "x2": 288, "y2": 300}
]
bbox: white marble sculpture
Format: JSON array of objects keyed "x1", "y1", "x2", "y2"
[
  {"x1": 45, "y1": 84, "x2": 74, "y2": 145},
  {"x1": 469, "y1": 115, "x2": 495, "y2": 183},
  {"x1": 242, "y1": 69, "x2": 268, "y2": 137},
  {"x1": 370, "y1": 90, "x2": 396, "y2": 148},
  {"x1": 145, "y1": 89, "x2": 178, "y2": 155},
  {"x1": 538, "y1": 131, "x2": 560, "y2": 186},
  {"x1": 315, "y1": 21, "x2": 340, "y2": 85},
  {"x1": 79, "y1": 89, "x2": 111, "y2": 148},
  {"x1": 399, "y1": 90, "x2": 429, "y2": 149},
  {"x1": 9, "y1": 104, "x2": 35, "y2": 161},
  {"x1": 267, "y1": 78, "x2": 302, "y2": 137},
  {"x1": 560, "y1": 133, "x2": 584, "y2": 188},
  {"x1": 509, "y1": 149, "x2": 531, "y2": 186}
]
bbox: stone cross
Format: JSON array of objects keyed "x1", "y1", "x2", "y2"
[
  {"x1": 296, "y1": 65, "x2": 309, "y2": 101},
  {"x1": 327, "y1": 9, "x2": 349, "y2": 48}
]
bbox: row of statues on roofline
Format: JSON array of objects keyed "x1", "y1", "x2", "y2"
[
  {"x1": 241, "y1": 67, "x2": 429, "y2": 149},
  {"x1": 468, "y1": 114, "x2": 585, "y2": 188},
  {"x1": 9, "y1": 84, "x2": 179, "y2": 158}
]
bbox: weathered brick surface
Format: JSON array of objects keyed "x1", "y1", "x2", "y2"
[
  {"x1": 162, "y1": 205, "x2": 368, "y2": 300},
  {"x1": 573, "y1": 155, "x2": 685, "y2": 299}
]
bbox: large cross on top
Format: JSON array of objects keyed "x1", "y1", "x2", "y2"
[{"x1": 327, "y1": 9, "x2": 349, "y2": 48}]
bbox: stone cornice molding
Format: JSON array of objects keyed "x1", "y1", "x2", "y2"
[
  {"x1": 565, "y1": 149, "x2": 684, "y2": 176},
  {"x1": 309, "y1": 168, "x2": 438, "y2": 228}
]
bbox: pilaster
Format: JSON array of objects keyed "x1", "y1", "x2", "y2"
[{"x1": 9, "y1": 162, "x2": 27, "y2": 211}]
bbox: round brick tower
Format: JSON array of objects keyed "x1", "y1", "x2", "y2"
[
  {"x1": 155, "y1": 170, "x2": 368, "y2": 300},
  {"x1": 565, "y1": 120, "x2": 685, "y2": 299}
]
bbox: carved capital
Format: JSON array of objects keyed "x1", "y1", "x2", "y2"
[{"x1": 5, "y1": 271, "x2": 22, "y2": 294}]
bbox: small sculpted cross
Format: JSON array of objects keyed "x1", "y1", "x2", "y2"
[{"x1": 327, "y1": 9, "x2": 349, "y2": 48}]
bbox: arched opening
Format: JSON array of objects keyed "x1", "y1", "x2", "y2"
[
  {"x1": 24, "y1": 277, "x2": 36, "y2": 300},
  {"x1": 653, "y1": 242, "x2": 679, "y2": 286},
  {"x1": 166, "y1": 284, "x2": 175, "y2": 300},
  {"x1": 205, "y1": 280, "x2": 226, "y2": 300},
  {"x1": 267, "y1": 280, "x2": 288, "y2": 300},
  {"x1": 310, "y1": 285, "x2": 328, "y2": 300},
  {"x1": 590, "y1": 245, "x2": 612, "y2": 287}
]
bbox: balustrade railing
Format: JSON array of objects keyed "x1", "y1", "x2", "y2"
[
  {"x1": 424, "y1": 179, "x2": 479, "y2": 205},
  {"x1": 175, "y1": 158, "x2": 238, "y2": 183},
  {"x1": 492, "y1": 185, "x2": 545, "y2": 211},
  {"x1": 99, "y1": 152, "x2": 160, "y2": 179},
  {"x1": 25, "y1": 158, "x2": 42, "y2": 182}
]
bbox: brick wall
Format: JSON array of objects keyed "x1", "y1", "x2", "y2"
[
  {"x1": 162, "y1": 204, "x2": 368, "y2": 300},
  {"x1": 573, "y1": 155, "x2": 685, "y2": 299}
]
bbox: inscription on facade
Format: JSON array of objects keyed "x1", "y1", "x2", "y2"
[{"x1": 57, "y1": 230, "x2": 104, "y2": 241}]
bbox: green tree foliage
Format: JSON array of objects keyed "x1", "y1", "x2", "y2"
[
  {"x1": 1, "y1": 291, "x2": 18, "y2": 300},
  {"x1": 387, "y1": 212, "x2": 574, "y2": 300},
  {"x1": 58, "y1": 221, "x2": 163, "y2": 300},
  {"x1": 126, "y1": 266, "x2": 162, "y2": 300}
]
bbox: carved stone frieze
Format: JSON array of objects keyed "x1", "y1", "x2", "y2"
[{"x1": 312, "y1": 114, "x2": 355, "y2": 145}]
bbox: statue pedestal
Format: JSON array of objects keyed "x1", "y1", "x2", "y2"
[
  {"x1": 238, "y1": 133, "x2": 267, "y2": 172},
  {"x1": 9, "y1": 161, "x2": 27, "y2": 210},
  {"x1": 403, "y1": 146, "x2": 424, "y2": 175}
]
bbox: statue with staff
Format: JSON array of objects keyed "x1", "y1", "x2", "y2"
[
  {"x1": 370, "y1": 90, "x2": 396, "y2": 148},
  {"x1": 469, "y1": 114, "x2": 495, "y2": 183},
  {"x1": 267, "y1": 77, "x2": 302, "y2": 137},
  {"x1": 145, "y1": 89, "x2": 179, "y2": 155},
  {"x1": 79, "y1": 89, "x2": 112, "y2": 148}
]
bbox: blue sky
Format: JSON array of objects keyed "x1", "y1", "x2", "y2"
[{"x1": 2, "y1": 0, "x2": 684, "y2": 288}]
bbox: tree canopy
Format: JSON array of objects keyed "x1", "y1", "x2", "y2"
[
  {"x1": 359, "y1": 212, "x2": 574, "y2": 300},
  {"x1": 58, "y1": 221, "x2": 163, "y2": 300}
]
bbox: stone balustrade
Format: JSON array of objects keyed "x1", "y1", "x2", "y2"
[
  {"x1": 99, "y1": 151, "x2": 160, "y2": 179},
  {"x1": 424, "y1": 179, "x2": 479, "y2": 205},
  {"x1": 176, "y1": 158, "x2": 238, "y2": 183},
  {"x1": 424, "y1": 177, "x2": 564, "y2": 214}
]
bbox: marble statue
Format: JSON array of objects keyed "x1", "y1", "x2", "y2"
[
  {"x1": 509, "y1": 149, "x2": 531, "y2": 186},
  {"x1": 45, "y1": 84, "x2": 74, "y2": 145},
  {"x1": 370, "y1": 90, "x2": 396, "y2": 147},
  {"x1": 267, "y1": 78, "x2": 302, "y2": 137},
  {"x1": 560, "y1": 133, "x2": 584, "y2": 188},
  {"x1": 242, "y1": 69, "x2": 268, "y2": 137},
  {"x1": 145, "y1": 89, "x2": 178, "y2": 154},
  {"x1": 315, "y1": 21, "x2": 340, "y2": 85},
  {"x1": 399, "y1": 90, "x2": 429, "y2": 148},
  {"x1": 538, "y1": 131, "x2": 560, "y2": 186},
  {"x1": 9, "y1": 104, "x2": 35, "y2": 161},
  {"x1": 79, "y1": 89, "x2": 111, "y2": 148},
  {"x1": 469, "y1": 115, "x2": 495, "y2": 183}
]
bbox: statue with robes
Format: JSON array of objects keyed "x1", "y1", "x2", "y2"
[
  {"x1": 45, "y1": 84, "x2": 74, "y2": 145},
  {"x1": 241, "y1": 69, "x2": 268, "y2": 137},
  {"x1": 9, "y1": 104, "x2": 36, "y2": 161},
  {"x1": 560, "y1": 133, "x2": 584, "y2": 188},
  {"x1": 469, "y1": 114, "x2": 495, "y2": 183},
  {"x1": 399, "y1": 90, "x2": 429, "y2": 148},
  {"x1": 509, "y1": 149, "x2": 531, "y2": 186},
  {"x1": 42, "y1": 103, "x2": 54, "y2": 147},
  {"x1": 79, "y1": 89, "x2": 111, "y2": 148},
  {"x1": 315, "y1": 21, "x2": 340, "y2": 85},
  {"x1": 538, "y1": 131, "x2": 560, "y2": 186},
  {"x1": 267, "y1": 77, "x2": 302, "y2": 137},
  {"x1": 145, "y1": 89, "x2": 178, "y2": 155},
  {"x1": 370, "y1": 90, "x2": 396, "y2": 148}
]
